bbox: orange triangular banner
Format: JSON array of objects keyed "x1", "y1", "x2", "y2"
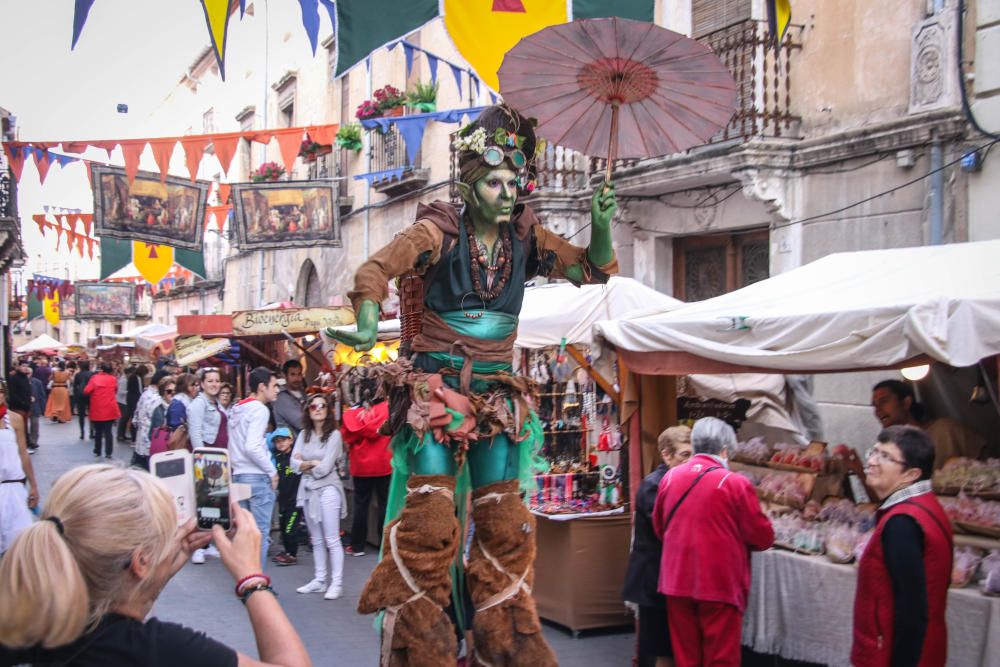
[
  {"x1": 90, "y1": 140, "x2": 119, "y2": 159},
  {"x1": 2, "y1": 143, "x2": 26, "y2": 182},
  {"x1": 66, "y1": 213, "x2": 79, "y2": 233},
  {"x1": 80, "y1": 213, "x2": 93, "y2": 236},
  {"x1": 148, "y1": 138, "x2": 176, "y2": 183},
  {"x1": 273, "y1": 128, "x2": 304, "y2": 174},
  {"x1": 86, "y1": 238, "x2": 95, "y2": 259},
  {"x1": 212, "y1": 135, "x2": 240, "y2": 176},
  {"x1": 217, "y1": 183, "x2": 231, "y2": 206},
  {"x1": 180, "y1": 136, "x2": 209, "y2": 182},
  {"x1": 35, "y1": 151, "x2": 52, "y2": 185},
  {"x1": 309, "y1": 125, "x2": 338, "y2": 147},
  {"x1": 120, "y1": 140, "x2": 146, "y2": 184},
  {"x1": 33, "y1": 214, "x2": 47, "y2": 235},
  {"x1": 250, "y1": 131, "x2": 274, "y2": 144},
  {"x1": 65, "y1": 228, "x2": 77, "y2": 252},
  {"x1": 53, "y1": 224, "x2": 63, "y2": 250}
]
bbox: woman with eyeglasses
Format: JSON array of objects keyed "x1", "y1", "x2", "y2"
[
  {"x1": 851, "y1": 425, "x2": 953, "y2": 667},
  {"x1": 292, "y1": 393, "x2": 347, "y2": 600},
  {"x1": 218, "y1": 383, "x2": 235, "y2": 413},
  {"x1": 622, "y1": 426, "x2": 693, "y2": 667},
  {"x1": 131, "y1": 370, "x2": 172, "y2": 470},
  {"x1": 0, "y1": 381, "x2": 39, "y2": 555}
]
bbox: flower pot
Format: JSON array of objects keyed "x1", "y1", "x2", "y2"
[{"x1": 383, "y1": 106, "x2": 405, "y2": 118}]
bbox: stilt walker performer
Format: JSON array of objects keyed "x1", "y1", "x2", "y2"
[{"x1": 326, "y1": 104, "x2": 618, "y2": 667}]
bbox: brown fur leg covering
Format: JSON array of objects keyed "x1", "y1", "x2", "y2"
[
  {"x1": 468, "y1": 481, "x2": 557, "y2": 667},
  {"x1": 358, "y1": 475, "x2": 459, "y2": 667}
]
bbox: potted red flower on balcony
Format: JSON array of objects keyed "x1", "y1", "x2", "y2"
[
  {"x1": 356, "y1": 99, "x2": 381, "y2": 121},
  {"x1": 251, "y1": 161, "x2": 286, "y2": 182},
  {"x1": 373, "y1": 84, "x2": 405, "y2": 117}
]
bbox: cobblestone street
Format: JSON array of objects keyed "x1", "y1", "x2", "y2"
[{"x1": 29, "y1": 417, "x2": 634, "y2": 665}]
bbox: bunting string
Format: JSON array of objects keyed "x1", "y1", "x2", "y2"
[{"x1": 3, "y1": 122, "x2": 338, "y2": 186}]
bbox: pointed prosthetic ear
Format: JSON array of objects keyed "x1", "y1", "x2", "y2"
[{"x1": 456, "y1": 181, "x2": 474, "y2": 205}]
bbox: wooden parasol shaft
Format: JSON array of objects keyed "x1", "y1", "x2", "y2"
[{"x1": 604, "y1": 102, "x2": 620, "y2": 189}]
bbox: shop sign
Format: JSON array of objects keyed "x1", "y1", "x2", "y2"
[
  {"x1": 677, "y1": 397, "x2": 751, "y2": 430},
  {"x1": 175, "y1": 335, "x2": 232, "y2": 367},
  {"x1": 231, "y1": 307, "x2": 355, "y2": 337}
]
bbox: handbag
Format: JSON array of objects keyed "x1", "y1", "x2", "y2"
[
  {"x1": 149, "y1": 426, "x2": 171, "y2": 456},
  {"x1": 168, "y1": 423, "x2": 191, "y2": 451}
]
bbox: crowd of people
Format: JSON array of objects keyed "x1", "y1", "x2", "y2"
[{"x1": 0, "y1": 358, "x2": 973, "y2": 665}]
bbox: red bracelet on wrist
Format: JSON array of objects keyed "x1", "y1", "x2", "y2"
[{"x1": 235, "y1": 573, "x2": 270, "y2": 597}]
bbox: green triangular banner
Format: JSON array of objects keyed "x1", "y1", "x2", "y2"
[{"x1": 99, "y1": 238, "x2": 207, "y2": 281}]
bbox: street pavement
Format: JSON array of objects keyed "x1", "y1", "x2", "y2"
[{"x1": 28, "y1": 417, "x2": 635, "y2": 665}]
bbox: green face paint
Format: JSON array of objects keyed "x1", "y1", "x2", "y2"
[{"x1": 471, "y1": 167, "x2": 519, "y2": 225}]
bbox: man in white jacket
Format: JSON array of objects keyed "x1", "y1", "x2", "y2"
[{"x1": 229, "y1": 366, "x2": 280, "y2": 568}]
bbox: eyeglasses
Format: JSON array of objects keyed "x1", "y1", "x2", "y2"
[
  {"x1": 309, "y1": 402, "x2": 327, "y2": 411},
  {"x1": 483, "y1": 145, "x2": 527, "y2": 169},
  {"x1": 164, "y1": 389, "x2": 175, "y2": 395},
  {"x1": 866, "y1": 447, "x2": 907, "y2": 467}
]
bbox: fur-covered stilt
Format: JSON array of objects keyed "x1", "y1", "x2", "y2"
[
  {"x1": 467, "y1": 480, "x2": 557, "y2": 667},
  {"x1": 358, "y1": 475, "x2": 460, "y2": 667}
]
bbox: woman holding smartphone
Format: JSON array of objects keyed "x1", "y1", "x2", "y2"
[
  {"x1": 293, "y1": 393, "x2": 347, "y2": 601},
  {"x1": 0, "y1": 464, "x2": 312, "y2": 666}
]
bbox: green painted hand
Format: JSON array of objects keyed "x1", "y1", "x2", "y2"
[
  {"x1": 324, "y1": 300, "x2": 379, "y2": 351},
  {"x1": 591, "y1": 181, "x2": 617, "y2": 230}
]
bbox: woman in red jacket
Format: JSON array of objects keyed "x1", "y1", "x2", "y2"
[
  {"x1": 340, "y1": 398, "x2": 392, "y2": 557},
  {"x1": 852, "y1": 425, "x2": 952, "y2": 667},
  {"x1": 652, "y1": 417, "x2": 774, "y2": 667},
  {"x1": 84, "y1": 363, "x2": 122, "y2": 459}
]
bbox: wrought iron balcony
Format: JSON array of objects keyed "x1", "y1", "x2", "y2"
[
  {"x1": 0, "y1": 170, "x2": 15, "y2": 219},
  {"x1": 369, "y1": 125, "x2": 428, "y2": 196}
]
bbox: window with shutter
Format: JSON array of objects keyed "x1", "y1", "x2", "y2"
[{"x1": 692, "y1": 0, "x2": 751, "y2": 38}]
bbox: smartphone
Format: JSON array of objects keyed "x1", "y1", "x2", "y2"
[
  {"x1": 192, "y1": 447, "x2": 231, "y2": 531},
  {"x1": 151, "y1": 450, "x2": 195, "y2": 526}
]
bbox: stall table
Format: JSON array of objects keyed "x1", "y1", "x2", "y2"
[
  {"x1": 743, "y1": 549, "x2": 1000, "y2": 667},
  {"x1": 532, "y1": 512, "x2": 632, "y2": 635}
]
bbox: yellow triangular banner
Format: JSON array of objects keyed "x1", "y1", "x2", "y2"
[
  {"x1": 44, "y1": 291, "x2": 60, "y2": 327},
  {"x1": 132, "y1": 241, "x2": 175, "y2": 284},
  {"x1": 200, "y1": 0, "x2": 232, "y2": 80},
  {"x1": 444, "y1": 0, "x2": 568, "y2": 91}
]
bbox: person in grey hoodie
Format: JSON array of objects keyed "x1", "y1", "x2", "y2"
[
  {"x1": 273, "y1": 360, "x2": 305, "y2": 436},
  {"x1": 229, "y1": 367, "x2": 280, "y2": 568}
]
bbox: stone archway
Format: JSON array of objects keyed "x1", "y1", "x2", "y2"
[{"x1": 295, "y1": 259, "x2": 322, "y2": 307}]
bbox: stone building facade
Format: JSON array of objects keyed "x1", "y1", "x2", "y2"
[{"x1": 150, "y1": 0, "x2": 998, "y2": 446}]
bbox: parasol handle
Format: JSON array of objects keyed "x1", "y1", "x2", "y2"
[{"x1": 604, "y1": 102, "x2": 620, "y2": 192}]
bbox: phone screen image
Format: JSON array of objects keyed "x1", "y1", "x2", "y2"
[{"x1": 193, "y1": 450, "x2": 230, "y2": 530}]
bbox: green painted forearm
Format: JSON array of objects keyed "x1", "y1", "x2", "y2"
[{"x1": 587, "y1": 223, "x2": 614, "y2": 268}]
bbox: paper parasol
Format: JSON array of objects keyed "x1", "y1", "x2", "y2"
[{"x1": 498, "y1": 17, "x2": 738, "y2": 184}]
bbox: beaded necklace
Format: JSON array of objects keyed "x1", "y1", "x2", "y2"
[{"x1": 465, "y1": 215, "x2": 512, "y2": 302}]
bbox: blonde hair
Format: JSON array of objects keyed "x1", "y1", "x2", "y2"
[
  {"x1": 0, "y1": 464, "x2": 176, "y2": 649},
  {"x1": 657, "y1": 425, "x2": 692, "y2": 457}
]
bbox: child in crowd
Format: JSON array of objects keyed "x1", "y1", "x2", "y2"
[{"x1": 268, "y1": 427, "x2": 305, "y2": 566}]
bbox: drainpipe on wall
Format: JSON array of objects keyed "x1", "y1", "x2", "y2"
[
  {"x1": 929, "y1": 133, "x2": 944, "y2": 245},
  {"x1": 363, "y1": 60, "x2": 373, "y2": 259}
]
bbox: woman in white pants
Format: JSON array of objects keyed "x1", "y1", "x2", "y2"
[{"x1": 293, "y1": 392, "x2": 347, "y2": 600}]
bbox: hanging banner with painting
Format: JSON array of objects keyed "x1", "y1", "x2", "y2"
[
  {"x1": 230, "y1": 180, "x2": 340, "y2": 252},
  {"x1": 74, "y1": 281, "x2": 136, "y2": 320},
  {"x1": 92, "y1": 165, "x2": 210, "y2": 251}
]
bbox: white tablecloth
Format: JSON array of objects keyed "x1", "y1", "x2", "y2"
[{"x1": 742, "y1": 549, "x2": 1000, "y2": 667}]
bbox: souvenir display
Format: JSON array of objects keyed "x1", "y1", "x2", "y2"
[
  {"x1": 939, "y1": 496, "x2": 1000, "y2": 538},
  {"x1": 524, "y1": 347, "x2": 624, "y2": 515},
  {"x1": 933, "y1": 458, "x2": 1000, "y2": 497}
]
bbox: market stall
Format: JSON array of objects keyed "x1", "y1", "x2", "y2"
[
  {"x1": 15, "y1": 333, "x2": 68, "y2": 354},
  {"x1": 515, "y1": 277, "x2": 679, "y2": 632},
  {"x1": 595, "y1": 240, "x2": 1000, "y2": 663}
]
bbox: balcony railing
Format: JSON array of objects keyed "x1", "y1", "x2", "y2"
[
  {"x1": 370, "y1": 125, "x2": 408, "y2": 175},
  {"x1": 700, "y1": 19, "x2": 800, "y2": 143}
]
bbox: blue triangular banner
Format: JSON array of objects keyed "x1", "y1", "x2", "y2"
[
  {"x1": 472, "y1": 77, "x2": 480, "y2": 101},
  {"x1": 297, "y1": 0, "x2": 321, "y2": 55},
  {"x1": 403, "y1": 43, "x2": 415, "y2": 79},
  {"x1": 395, "y1": 116, "x2": 431, "y2": 165},
  {"x1": 319, "y1": 0, "x2": 337, "y2": 37},
  {"x1": 450, "y1": 64, "x2": 463, "y2": 99},
  {"x1": 72, "y1": 0, "x2": 95, "y2": 50},
  {"x1": 428, "y1": 55, "x2": 439, "y2": 85},
  {"x1": 490, "y1": 92, "x2": 498, "y2": 105}
]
